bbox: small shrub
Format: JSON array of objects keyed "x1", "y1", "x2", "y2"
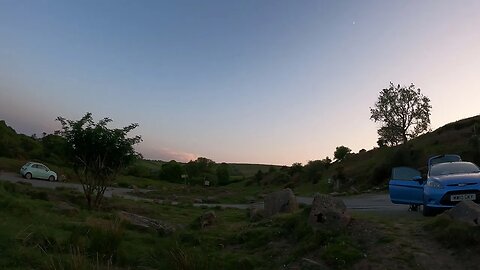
[
  {"x1": 148, "y1": 244, "x2": 215, "y2": 270},
  {"x1": 117, "y1": 182, "x2": 130, "y2": 188},
  {"x1": 27, "y1": 190, "x2": 50, "y2": 201},
  {"x1": 369, "y1": 163, "x2": 390, "y2": 186},
  {"x1": 1, "y1": 181, "x2": 17, "y2": 193},
  {"x1": 321, "y1": 237, "x2": 362, "y2": 269},
  {"x1": 178, "y1": 232, "x2": 201, "y2": 246},
  {"x1": 86, "y1": 218, "x2": 124, "y2": 263}
]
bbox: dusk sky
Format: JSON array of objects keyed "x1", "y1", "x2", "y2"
[{"x1": 1, "y1": 1, "x2": 479, "y2": 165}]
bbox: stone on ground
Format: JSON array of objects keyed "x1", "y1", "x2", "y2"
[
  {"x1": 308, "y1": 193, "x2": 351, "y2": 229},
  {"x1": 264, "y1": 188, "x2": 298, "y2": 217},
  {"x1": 118, "y1": 211, "x2": 175, "y2": 234},
  {"x1": 444, "y1": 200, "x2": 480, "y2": 226}
]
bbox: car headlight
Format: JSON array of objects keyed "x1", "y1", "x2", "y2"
[{"x1": 425, "y1": 179, "x2": 443, "y2": 189}]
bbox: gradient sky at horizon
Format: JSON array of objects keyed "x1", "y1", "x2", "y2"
[{"x1": 1, "y1": 0, "x2": 479, "y2": 165}]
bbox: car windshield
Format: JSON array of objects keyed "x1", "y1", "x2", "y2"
[
  {"x1": 429, "y1": 155, "x2": 461, "y2": 167},
  {"x1": 429, "y1": 162, "x2": 480, "y2": 176}
]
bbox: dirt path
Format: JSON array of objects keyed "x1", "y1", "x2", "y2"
[{"x1": 0, "y1": 171, "x2": 149, "y2": 199}]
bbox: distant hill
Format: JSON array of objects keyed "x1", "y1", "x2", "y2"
[{"x1": 229, "y1": 163, "x2": 283, "y2": 177}]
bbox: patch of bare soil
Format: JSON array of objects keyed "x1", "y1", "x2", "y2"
[{"x1": 350, "y1": 212, "x2": 480, "y2": 270}]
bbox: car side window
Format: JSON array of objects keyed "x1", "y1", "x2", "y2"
[{"x1": 392, "y1": 167, "x2": 421, "y2": 181}]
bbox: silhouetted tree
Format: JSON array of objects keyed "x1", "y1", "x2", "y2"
[
  {"x1": 334, "y1": 146, "x2": 351, "y2": 161},
  {"x1": 194, "y1": 157, "x2": 215, "y2": 173},
  {"x1": 160, "y1": 160, "x2": 185, "y2": 182},
  {"x1": 370, "y1": 82, "x2": 431, "y2": 146},
  {"x1": 304, "y1": 160, "x2": 325, "y2": 183},
  {"x1": 56, "y1": 113, "x2": 142, "y2": 209},
  {"x1": 254, "y1": 170, "x2": 264, "y2": 185},
  {"x1": 216, "y1": 163, "x2": 230, "y2": 186},
  {"x1": 289, "y1": 162, "x2": 303, "y2": 176}
]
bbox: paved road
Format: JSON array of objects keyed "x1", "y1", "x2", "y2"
[
  {"x1": 1, "y1": 171, "x2": 409, "y2": 213},
  {"x1": 0, "y1": 171, "x2": 146, "y2": 199},
  {"x1": 195, "y1": 193, "x2": 408, "y2": 212}
]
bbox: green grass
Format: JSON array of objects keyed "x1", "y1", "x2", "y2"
[{"x1": 0, "y1": 180, "x2": 363, "y2": 269}]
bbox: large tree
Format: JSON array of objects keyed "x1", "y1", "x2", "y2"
[
  {"x1": 370, "y1": 82, "x2": 431, "y2": 146},
  {"x1": 56, "y1": 113, "x2": 142, "y2": 208},
  {"x1": 334, "y1": 146, "x2": 351, "y2": 161}
]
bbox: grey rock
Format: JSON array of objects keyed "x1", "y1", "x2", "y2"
[
  {"x1": 200, "y1": 211, "x2": 216, "y2": 228},
  {"x1": 308, "y1": 193, "x2": 351, "y2": 229},
  {"x1": 264, "y1": 188, "x2": 298, "y2": 217},
  {"x1": 248, "y1": 207, "x2": 265, "y2": 222},
  {"x1": 444, "y1": 201, "x2": 480, "y2": 226},
  {"x1": 118, "y1": 211, "x2": 175, "y2": 234}
]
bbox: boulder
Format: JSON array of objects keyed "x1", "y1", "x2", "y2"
[
  {"x1": 118, "y1": 211, "x2": 175, "y2": 235},
  {"x1": 308, "y1": 193, "x2": 351, "y2": 229},
  {"x1": 264, "y1": 188, "x2": 298, "y2": 217},
  {"x1": 444, "y1": 201, "x2": 480, "y2": 226},
  {"x1": 248, "y1": 207, "x2": 265, "y2": 222},
  {"x1": 130, "y1": 185, "x2": 140, "y2": 194},
  {"x1": 200, "y1": 211, "x2": 217, "y2": 228}
]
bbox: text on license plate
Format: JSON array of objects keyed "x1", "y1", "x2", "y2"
[{"x1": 451, "y1": 194, "x2": 476, "y2": 201}]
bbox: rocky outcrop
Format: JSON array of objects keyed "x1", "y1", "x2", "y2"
[
  {"x1": 264, "y1": 188, "x2": 298, "y2": 217},
  {"x1": 308, "y1": 193, "x2": 351, "y2": 229},
  {"x1": 444, "y1": 201, "x2": 480, "y2": 226},
  {"x1": 118, "y1": 211, "x2": 175, "y2": 235},
  {"x1": 200, "y1": 211, "x2": 217, "y2": 228},
  {"x1": 248, "y1": 207, "x2": 265, "y2": 222}
]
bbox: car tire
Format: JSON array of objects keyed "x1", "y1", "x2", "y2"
[
  {"x1": 422, "y1": 205, "x2": 435, "y2": 217},
  {"x1": 25, "y1": 173, "x2": 32, "y2": 180},
  {"x1": 48, "y1": 175, "x2": 55, "y2": 182}
]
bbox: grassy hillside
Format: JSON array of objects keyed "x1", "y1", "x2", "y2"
[
  {"x1": 229, "y1": 163, "x2": 282, "y2": 177},
  {"x1": 331, "y1": 114, "x2": 480, "y2": 191}
]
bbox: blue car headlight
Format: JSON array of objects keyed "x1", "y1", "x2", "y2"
[{"x1": 425, "y1": 179, "x2": 443, "y2": 189}]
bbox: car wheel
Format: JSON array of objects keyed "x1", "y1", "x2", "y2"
[
  {"x1": 422, "y1": 205, "x2": 435, "y2": 217},
  {"x1": 25, "y1": 173, "x2": 32, "y2": 179},
  {"x1": 48, "y1": 175, "x2": 55, "y2": 182}
]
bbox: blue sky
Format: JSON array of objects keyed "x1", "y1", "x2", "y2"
[{"x1": 1, "y1": 0, "x2": 480, "y2": 165}]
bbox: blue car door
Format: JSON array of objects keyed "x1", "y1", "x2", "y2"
[{"x1": 389, "y1": 167, "x2": 425, "y2": 205}]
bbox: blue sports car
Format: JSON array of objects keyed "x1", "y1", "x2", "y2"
[{"x1": 389, "y1": 155, "x2": 480, "y2": 216}]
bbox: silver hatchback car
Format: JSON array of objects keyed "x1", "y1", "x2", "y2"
[{"x1": 20, "y1": 162, "x2": 58, "y2": 181}]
